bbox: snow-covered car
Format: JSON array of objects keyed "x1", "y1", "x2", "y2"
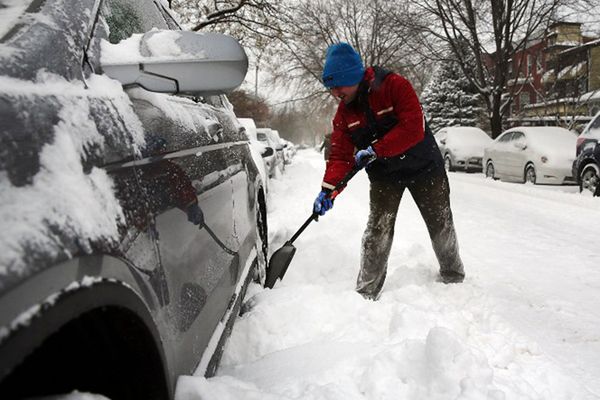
[
  {"x1": 0, "y1": 1, "x2": 268, "y2": 398},
  {"x1": 238, "y1": 117, "x2": 274, "y2": 190},
  {"x1": 282, "y1": 138, "x2": 297, "y2": 164},
  {"x1": 434, "y1": 126, "x2": 492, "y2": 172},
  {"x1": 257, "y1": 128, "x2": 285, "y2": 174},
  {"x1": 572, "y1": 112, "x2": 600, "y2": 195},
  {"x1": 268, "y1": 129, "x2": 293, "y2": 165},
  {"x1": 483, "y1": 127, "x2": 577, "y2": 184},
  {"x1": 264, "y1": 128, "x2": 289, "y2": 166}
]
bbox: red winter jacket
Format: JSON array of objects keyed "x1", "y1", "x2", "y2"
[{"x1": 322, "y1": 67, "x2": 430, "y2": 191}]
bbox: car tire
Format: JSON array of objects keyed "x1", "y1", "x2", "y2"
[
  {"x1": 485, "y1": 161, "x2": 497, "y2": 180},
  {"x1": 0, "y1": 299, "x2": 169, "y2": 400},
  {"x1": 580, "y1": 163, "x2": 600, "y2": 195},
  {"x1": 444, "y1": 155, "x2": 455, "y2": 172},
  {"x1": 525, "y1": 164, "x2": 536, "y2": 184}
]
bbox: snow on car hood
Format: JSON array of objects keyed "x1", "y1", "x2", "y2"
[{"x1": 524, "y1": 129, "x2": 577, "y2": 163}]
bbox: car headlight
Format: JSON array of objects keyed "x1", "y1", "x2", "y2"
[{"x1": 541, "y1": 156, "x2": 548, "y2": 163}]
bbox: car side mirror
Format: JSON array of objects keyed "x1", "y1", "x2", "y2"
[
  {"x1": 262, "y1": 147, "x2": 274, "y2": 157},
  {"x1": 100, "y1": 31, "x2": 248, "y2": 95}
]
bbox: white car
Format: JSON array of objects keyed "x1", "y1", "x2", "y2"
[
  {"x1": 257, "y1": 128, "x2": 285, "y2": 174},
  {"x1": 483, "y1": 127, "x2": 577, "y2": 184},
  {"x1": 434, "y1": 126, "x2": 492, "y2": 172},
  {"x1": 238, "y1": 117, "x2": 273, "y2": 188},
  {"x1": 281, "y1": 138, "x2": 296, "y2": 164}
]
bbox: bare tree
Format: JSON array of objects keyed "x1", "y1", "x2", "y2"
[
  {"x1": 172, "y1": 0, "x2": 280, "y2": 34},
  {"x1": 404, "y1": 0, "x2": 563, "y2": 138},
  {"x1": 264, "y1": 0, "x2": 431, "y2": 114}
]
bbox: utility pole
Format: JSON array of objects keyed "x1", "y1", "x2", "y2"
[{"x1": 254, "y1": 52, "x2": 263, "y2": 98}]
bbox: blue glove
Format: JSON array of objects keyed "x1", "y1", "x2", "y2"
[
  {"x1": 313, "y1": 190, "x2": 333, "y2": 216},
  {"x1": 186, "y1": 203, "x2": 204, "y2": 225},
  {"x1": 355, "y1": 146, "x2": 377, "y2": 169}
]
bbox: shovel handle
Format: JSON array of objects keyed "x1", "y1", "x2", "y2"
[
  {"x1": 289, "y1": 213, "x2": 319, "y2": 244},
  {"x1": 289, "y1": 164, "x2": 365, "y2": 244}
]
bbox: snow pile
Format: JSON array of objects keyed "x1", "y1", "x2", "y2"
[
  {"x1": 101, "y1": 30, "x2": 204, "y2": 65},
  {"x1": 176, "y1": 150, "x2": 595, "y2": 400},
  {"x1": 145, "y1": 30, "x2": 190, "y2": 58}
]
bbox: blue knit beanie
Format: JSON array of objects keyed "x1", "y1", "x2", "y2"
[{"x1": 322, "y1": 43, "x2": 365, "y2": 88}]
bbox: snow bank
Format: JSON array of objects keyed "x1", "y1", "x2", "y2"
[{"x1": 175, "y1": 150, "x2": 592, "y2": 400}]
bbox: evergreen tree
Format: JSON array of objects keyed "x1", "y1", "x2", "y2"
[{"x1": 421, "y1": 56, "x2": 483, "y2": 133}]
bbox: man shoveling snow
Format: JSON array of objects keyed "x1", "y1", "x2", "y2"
[{"x1": 314, "y1": 43, "x2": 465, "y2": 300}]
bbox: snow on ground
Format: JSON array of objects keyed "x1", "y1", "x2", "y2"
[{"x1": 176, "y1": 148, "x2": 600, "y2": 400}]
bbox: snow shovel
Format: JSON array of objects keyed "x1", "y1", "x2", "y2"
[{"x1": 264, "y1": 163, "x2": 366, "y2": 289}]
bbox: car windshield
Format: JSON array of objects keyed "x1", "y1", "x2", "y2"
[
  {"x1": 257, "y1": 133, "x2": 268, "y2": 141},
  {"x1": 582, "y1": 113, "x2": 600, "y2": 139},
  {"x1": 0, "y1": 0, "x2": 35, "y2": 40}
]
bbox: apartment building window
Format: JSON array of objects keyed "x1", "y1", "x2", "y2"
[
  {"x1": 578, "y1": 78, "x2": 587, "y2": 95},
  {"x1": 520, "y1": 92, "x2": 530, "y2": 109},
  {"x1": 528, "y1": 55, "x2": 534, "y2": 75}
]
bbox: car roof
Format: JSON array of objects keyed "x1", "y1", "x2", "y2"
[
  {"x1": 502, "y1": 126, "x2": 577, "y2": 148},
  {"x1": 505, "y1": 126, "x2": 574, "y2": 137},
  {"x1": 446, "y1": 126, "x2": 487, "y2": 134}
]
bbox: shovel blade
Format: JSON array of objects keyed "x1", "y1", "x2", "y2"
[{"x1": 265, "y1": 242, "x2": 296, "y2": 289}]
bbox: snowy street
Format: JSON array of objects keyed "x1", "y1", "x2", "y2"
[{"x1": 176, "y1": 149, "x2": 600, "y2": 400}]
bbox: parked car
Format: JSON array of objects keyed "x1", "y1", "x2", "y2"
[
  {"x1": 483, "y1": 127, "x2": 577, "y2": 184},
  {"x1": 0, "y1": 1, "x2": 268, "y2": 399},
  {"x1": 434, "y1": 126, "x2": 492, "y2": 172},
  {"x1": 268, "y1": 129, "x2": 293, "y2": 165},
  {"x1": 281, "y1": 138, "x2": 297, "y2": 164},
  {"x1": 572, "y1": 112, "x2": 600, "y2": 195},
  {"x1": 257, "y1": 128, "x2": 285, "y2": 174},
  {"x1": 238, "y1": 117, "x2": 274, "y2": 190}
]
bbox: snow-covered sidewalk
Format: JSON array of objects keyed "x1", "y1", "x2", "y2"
[{"x1": 177, "y1": 149, "x2": 600, "y2": 400}]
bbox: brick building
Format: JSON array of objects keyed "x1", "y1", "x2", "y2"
[{"x1": 506, "y1": 22, "x2": 600, "y2": 130}]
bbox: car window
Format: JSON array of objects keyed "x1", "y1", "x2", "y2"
[
  {"x1": 511, "y1": 132, "x2": 524, "y2": 142},
  {"x1": 511, "y1": 132, "x2": 527, "y2": 147},
  {"x1": 498, "y1": 132, "x2": 514, "y2": 142},
  {"x1": 155, "y1": 1, "x2": 181, "y2": 30},
  {"x1": 102, "y1": 0, "x2": 169, "y2": 44},
  {"x1": 582, "y1": 113, "x2": 600, "y2": 139}
]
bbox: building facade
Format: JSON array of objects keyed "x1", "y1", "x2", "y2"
[{"x1": 506, "y1": 22, "x2": 600, "y2": 131}]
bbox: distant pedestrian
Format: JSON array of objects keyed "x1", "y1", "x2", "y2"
[{"x1": 312, "y1": 43, "x2": 465, "y2": 300}]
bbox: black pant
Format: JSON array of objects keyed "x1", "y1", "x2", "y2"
[{"x1": 356, "y1": 168, "x2": 465, "y2": 299}]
